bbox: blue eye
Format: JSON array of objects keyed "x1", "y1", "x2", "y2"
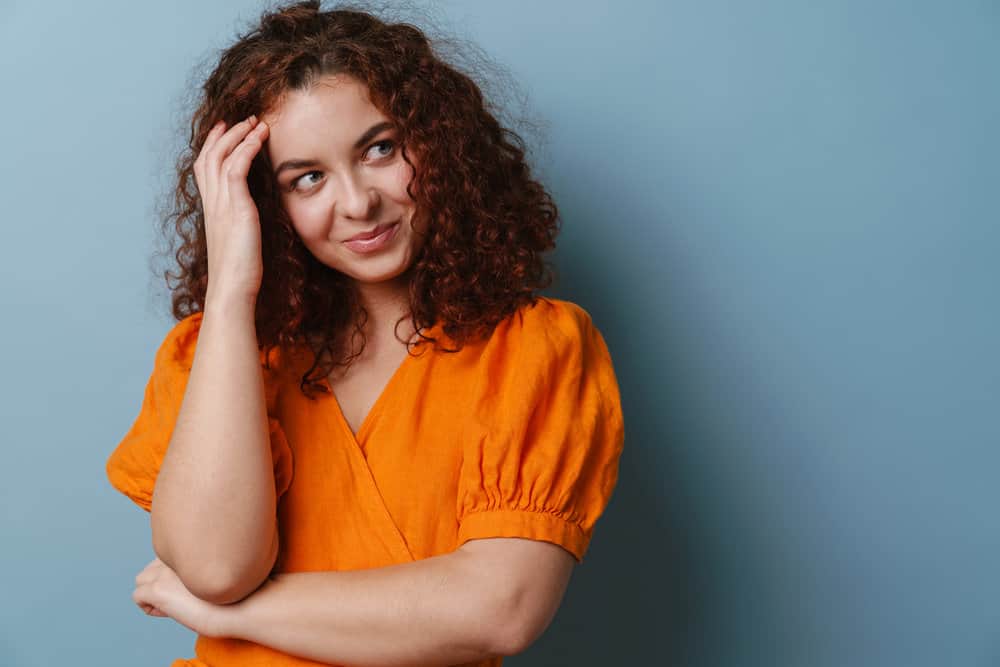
[
  {"x1": 366, "y1": 139, "x2": 395, "y2": 160},
  {"x1": 291, "y1": 171, "x2": 323, "y2": 192}
]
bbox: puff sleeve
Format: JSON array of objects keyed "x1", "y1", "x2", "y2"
[
  {"x1": 105, "y1": 312, "x2": 294, "y2": 513},
  {"x1": 456, "y1": 298, "x2": 625, "y2": 563}
]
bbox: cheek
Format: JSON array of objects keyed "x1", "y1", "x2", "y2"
[
  {"x1": 286, "y1": 200, "x2": 329, "y2": 240},
  {"x1": 390, "y1": 159, "x2": 417, "y2": 202}
]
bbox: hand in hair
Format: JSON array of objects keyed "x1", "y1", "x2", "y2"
[{"x1": 193, "y1": 115, "x2": 271, "y2": 306}]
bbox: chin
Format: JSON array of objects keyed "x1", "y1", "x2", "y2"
[{"x1": 336, "y1": 255, "x2": 416, "y2": 285}]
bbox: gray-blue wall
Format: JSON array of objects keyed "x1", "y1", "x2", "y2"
[{"x1": 1, "y1": 1, "x2": 995, "y2": 665}]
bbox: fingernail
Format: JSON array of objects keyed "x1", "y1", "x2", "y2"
[{"x1": 248, "y1": 114, "x2": 258, "y2": 125}]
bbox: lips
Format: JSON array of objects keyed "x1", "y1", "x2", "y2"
[{"x1": 344, "y1": 222, "x2": 397, "y2": 242}]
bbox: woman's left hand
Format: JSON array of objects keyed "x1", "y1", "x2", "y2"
[{"x1": 132, "y1": 557, "x2": 230, "y2": 638}]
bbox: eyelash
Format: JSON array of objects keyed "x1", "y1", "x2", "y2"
[{"x1": 289, "y1": 139, "x2": 397, "y2": 192}]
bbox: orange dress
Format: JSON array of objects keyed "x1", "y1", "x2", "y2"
[{"x1": 106, "y1": 296, "x2": 625, "y2": 667}]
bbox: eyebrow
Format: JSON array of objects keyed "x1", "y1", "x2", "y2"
[{"x1": 272, "y1": 121, "x2": 395, "y2": 178}]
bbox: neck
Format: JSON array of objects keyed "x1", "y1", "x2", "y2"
[{"x1": 352, "y1": 273, "x2": 416, "y2": 353}]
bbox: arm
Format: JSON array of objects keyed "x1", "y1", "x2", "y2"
[
  {"x1": 216, "y1": 539, "x2": 575, "y2": 667},
  {"x1": 151, "y1": 296, "x2": 277, "y2": 604}
]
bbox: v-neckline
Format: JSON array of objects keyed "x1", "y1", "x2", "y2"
[
  {"x1": 322, "y1": 348, "x2": 414, "y2": 445},
  {"x1": 318, "y1": 322, "x2": 439, "y2": 446}
]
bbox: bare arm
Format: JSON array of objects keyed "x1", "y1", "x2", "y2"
[
  {"x1": 150, "y1": 296, "x2": 278, "y2": 604},
  {"x1": 216, "y1": 548, "x2": 516, "y2": 667},
  {"x1": 199, "y1": 539, "x2": 574, "y2": 666}
]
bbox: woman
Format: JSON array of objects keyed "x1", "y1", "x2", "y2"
[{"x1": 107, "y1": 2, "x2": 625, "y2": 665}]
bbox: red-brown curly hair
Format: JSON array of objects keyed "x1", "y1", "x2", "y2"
[{"x1": 159, "y1": 0, "x2": 560, "y2": 398}]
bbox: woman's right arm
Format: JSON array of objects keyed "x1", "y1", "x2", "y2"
[
  {"x1": 150, "y1": 296, "x2": 278, "y2": 606},
  {"x1": 150, "y1": 116, "x2": 276, "y2": 605}
]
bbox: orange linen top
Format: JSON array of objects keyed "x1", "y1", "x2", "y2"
[{"x1": 106, "y1": 296, "x2": 625, "y2": 667}]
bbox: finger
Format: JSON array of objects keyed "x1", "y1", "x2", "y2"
[
  {"x1": 139, "y1": 601, "x2": 167, "y2": 618},
  {"x1": 198, "y1": 120, "x2": 227, "y2": 157},
  {"x1": 194, "y1": 120, "x2": 226, "y2": 184},
  {"x1": 133, "y1": 586, "x2": 147, "y2": 605},
  {"x1": 133, "y1": 587, "x2": 164, "y2": 616},
  {"x1": 212, "y1": 121, "x2": 267, "y2": 214},
  {"x1": 219, "y1": 122, "x2": 270, "y2": 208},
  {"x1": 135, "y1": 568, "x2": 159, "y2": 586},
  {"x1": 134, "y1": 566, "x2": 154, "y2": 586},
  {"x1": 224, "y1": 121, "x2": 269, "y2": 181},
  {"x1": 206, "y1": 116, "x2": 261, "y2": 178},
  {"x1": 200, "y1": 119, "x2": 241, "y2": 208},
  {"x1": 203, "y1": 119, "x2": 227, "y2": 148}
]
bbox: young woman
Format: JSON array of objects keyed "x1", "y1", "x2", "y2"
[{"x1": 107, "y1": 2, "x2": 625, "y2": 665}]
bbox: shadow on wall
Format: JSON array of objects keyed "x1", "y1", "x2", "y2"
[{"x1": 519, "y1": 230, "x2": 701, "y2": 666}]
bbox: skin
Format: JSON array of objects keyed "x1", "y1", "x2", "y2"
[
  {"x1": 133, "y1": 74, "x2": 576, "y2": 663},
  {"x1": 260, "y1": 74, "x2": 431, "y2": 433},
  {"x1": 148, "y1": 113, "x2": 278, "y2": 605},
  {"x1": 134, "y1": 536, "x2": 576, "y2": 663},
  {"x1": 264, "y1": 74, "x2": 429, "y2": 350}
]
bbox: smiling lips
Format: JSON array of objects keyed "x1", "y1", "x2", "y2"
[
  {"x1": 344, "y1": 222, "x2": 396, "y2": 242},
  {"x1": 341, "y1": 221, "x2": 400, "y2": 254}
]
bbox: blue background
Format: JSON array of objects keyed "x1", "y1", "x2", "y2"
[{"x1": 1, "y1": 1, "x2": 996, "y2": 665}]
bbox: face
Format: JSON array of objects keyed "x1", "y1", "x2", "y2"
[{"x1": 261, "y1": 75, "x2": 426, "y2": 287}]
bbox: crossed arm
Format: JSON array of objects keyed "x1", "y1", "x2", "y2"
[{"x1": 208, "y1": 537, "x2": 575, "y2": 667}]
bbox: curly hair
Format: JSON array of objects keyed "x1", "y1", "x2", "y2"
[{"x1": 158, "y1": 0, "x2": 560, "y2": 399}]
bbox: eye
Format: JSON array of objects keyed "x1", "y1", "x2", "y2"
[
  {"x1": 365, "y1": 139, "x2": 396, "y2": 160},
  {"x1": 290, "y1": 170, "x2": 323, "y2": 192}
]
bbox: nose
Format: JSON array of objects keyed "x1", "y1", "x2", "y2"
[{"x1": 338, "y1": 170, "x2": 379, "y2": 221}]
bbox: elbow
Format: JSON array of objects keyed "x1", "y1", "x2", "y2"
[
  {"x1": 151, "y1": 541, "x2": 277, "y2": 606},
  {"x1": 178, "y1": 560, "x2": 270, "y2": 605},
  {"x1": 187, "y1": 573, "x2": 258, "y2": 605},
  {"x1": 483, "y1": 592, "x2": 539, "y2": 658},
  {"x1": 149, "y1": 533, "x2": 243, "y2": 603},
  {"x1": 488, "y1": 577, "x2": 565, "y2": 658},
  {"x1": 151, "y1": 512, "x2": 279, "y2": 606},
  {"x1": 490, "y1": 619, "x2": 535, "y2": 659}
]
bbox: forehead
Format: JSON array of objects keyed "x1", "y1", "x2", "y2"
[{"x1": 263, "y1": 75, "x2": 389, "y2": 160}]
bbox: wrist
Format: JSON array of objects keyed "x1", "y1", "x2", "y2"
[
  {"x1": 209, "y1": 594, "x2": 248, "y2": 640},
  {"x1": 205, "y1": 285, "x2": 258, "y2": 316},
  {"x1": 203, "y1": 291, "x2": 258, "y2": 323},
  {"x1": 209, "y1": 575, "x2": 273, "y2": 640}
]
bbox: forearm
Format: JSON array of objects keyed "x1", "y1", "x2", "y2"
[
  {"x1": 220, "y1": 550, "x2": 512, "y2": 667},
  {"x1": 151, "y1": 295, "x2": 277, "y2": 603}
]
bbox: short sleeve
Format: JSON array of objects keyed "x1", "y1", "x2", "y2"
[
  {"x1": 456, "y1": 298, "x2": 625, "y2": 563},
  {"x1": 105, "y1": 312, "x2": 294, "y2": 513}
]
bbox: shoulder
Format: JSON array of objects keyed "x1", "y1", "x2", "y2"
[
  {"x1": 470, "y1": 296, "x2": 618, "y2": 401},
  {"x1": 152, "y1": 311, "x2": 204, "y2": 373},
  {"x1": 488, "y1": 296, "x2": 598, "y2": 350},
  {"x1": 483, "y1": 296, "x2": 610, "y2": 368}
]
